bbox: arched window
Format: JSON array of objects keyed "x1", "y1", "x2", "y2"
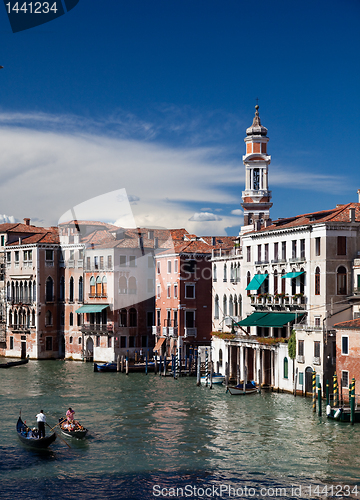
[
  {"x1": 229, "y1": 295, "x2": 234, "y2": 316},
  {"x1": 223, "y1": 295, "x2": 227, "y2": 316},
  {"x1": 238, "y1": 294, "x2": 242, "y2": 318},
  {"x1": 263, "y1": 271, "x2": 269, "y2": 294},
  {"x1": 18, "y1": 310, "x2": 22, "y2": 326},
  {"x1": 337, "y1": 266, "x2": 347, "y2": 295},
  {"x1": 281, "y1": 269, "x2": 286, "y2": 294},
  {"x1": 128, "y1": 276, "x2": 136, "y2": 294},
  {"x1": 219, "y1": 349, "x2": 223, "y2": 367},
  {"x1": 291, "y1": 268, "x2": 297, "y2": 296},
  {"x1": 223, "y1": 264, "x2": 227, "y2": 282},
  {"x1": 273, "y1": 270, "x2": 278, "y2": 295},
  {"x1": 7, "y1": 282, "x2": 10, "y2": 301},
  {"x1": 29, "y1": 282, "x2": 32, "y2": 303},
  {"x1": 315, "y1": 267, "x2": 320, "y2": 295},
  {"x1": 15, "y1": 282, "x2": 19, "y2": 302},
  {"x1": 300, "y1": 268, "x2": 305, "y2": 294},
  {"x1": 234, "y1": 294, "x2": 238, "y2": 316},
  {"x1": 90, "y1": 277, "x2": 95, "y2": 297},
  {"x1": 96, "y1": 276, "x2": 101, "y2": 296},
  {"x1": 14, "y1": 310, "x2": 18, "y2": 326},
  {"x1": 69, "y1": 312, "x2": 73, "y2": 326},
  {"x1": 45, "y1": 277, "x2": 53, "y2": 302},
  {"x1": 78, "y1": 277, "x2": 83, "y2": 302},
  {"x1": 247, "y1": 271, "x2": 251, "y2": 296},
  {"x1": 230, "y1": 264, "x2": 234, "y2": 282},
  {"x1": 284, "y1": 357, "x2": 288, "y2": 379},
  {"x1": 69, "y1": 277, "x2": 74, "y2": 302},
  {"x1": 119, "y1": 308, "x2": 127, "y2": 327},
  {"x1": 20, "y1": 282, "x2": 23, "y2": 302},
  {"x1": 11, "y1": 282, "x2": 14, "y2": 301},
  {"x1": 129, "y1": 307, "x2": 137, "y2": 327},
  {"x1": 214, "y1": 295, "x2": 219, "y2": 319},
  {"x1": 45, "y1": 310, "x2": 52, "y2": 326},
  {"x1": 102, "y1": 276, "x2": 107, "y2": 297},
  {"x1": 24, "y1": 282, "x2": 28, "y2": 303},
  {"x1": 59, "y1": 277, "x2": 65, "y2": 301},
  {"x1": 33, "y1": 281, "x2": 36, "y2": 302},
  {"x1": 9, "y1": 310, "x2": 12, "y2": 326},
  {"x1": 60, "y1": 311, "x2": 65, "y2": 326},
  {"x1": 119, "y1": 276, "x2": 127, "y2": 294},
  {"x1": 213, "y1": 264, "x2": 217, "y2": 282},
  {"x1": 32, "y1": 310, "x2": 35, "y2": 327}
]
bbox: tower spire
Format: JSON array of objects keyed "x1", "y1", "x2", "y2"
[{"x1": 241, "y1": 105, "x2": 272, "y2": 228}]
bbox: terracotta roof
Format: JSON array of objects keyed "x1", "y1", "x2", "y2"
[
  {"x1": 0, "y1": 222, "x2": 48, "y2": 234},
  {"x1": 249, "y1": 203, "x2": 360, "y2": 234},
  {"x1": 7, "y1": 231, "x2": 60, "y2": 245},
  {"x1": 334, "y1": 318, "x2": 360, "y2": 329}
]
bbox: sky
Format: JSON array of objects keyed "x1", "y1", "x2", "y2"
[{"x1": 0, "y1": 0, "x2": 359, "y2": 235}]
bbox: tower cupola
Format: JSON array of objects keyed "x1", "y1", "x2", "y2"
[{"x1": 241, "y1": 105, "x2": 272, "y2": 227}]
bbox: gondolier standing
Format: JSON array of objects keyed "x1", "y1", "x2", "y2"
[{"x1": 36, "y1": 410, "x2": 46, "y2": 438}]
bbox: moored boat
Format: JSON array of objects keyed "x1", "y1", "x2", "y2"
[
  {"x1": 0, "y1": 358, "x2": 29, "y2": 369},
  {"x1": 59, "y1": 417, "x2": 88, "y2": 439},
  {"x1": 201, "y1": 373, "x2": 225, "y2": 385},
  {"x1": 326, "y1": 405, "x2": 360, "y2": 423},
  {"x1": 16, "y1": 416, "x2": 56, "y2": 449},
  {"x1": 227, "y1": 381, "x2": 258, "y2": 395}
]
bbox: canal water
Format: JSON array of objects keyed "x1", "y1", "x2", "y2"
[{"x1": 1, "y1": 361, "x2": 359, "y2": 499}]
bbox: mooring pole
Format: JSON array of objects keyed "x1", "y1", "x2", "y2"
[
  {"x1": 326, "y1": 380, "x2": 329, "y2": 405},
  {"x1": 318, "y1": 382, "x2": 322, "y2": 416},
  {"x1": 225, "y1": 361, "x2": 229, "y2": 388},
  {"x1": 117, "y1": 354, "x2": 120, "y2": 372},
  {"x1": 163, "y1": 354, "x2": 167, "y2": 377},
  {"x1": 351, "y1": 378, "x2": 355, "y2": 426},
  {"x1": 312, "y1": 371, "x2": 316, "y2": 413},
  {"x1": 126, "y1": 358, "x2": 129, "y2": 375},
  {"x1": 145, "y1": 352, "x2": 148, "y2": 375},
  {"x1": 209, "y1": 360, "x2": 213, "y2": 389},
  {"x1": 333, "y1": 372, "x2": 339, "y2": 407},
  {"x1": 196, "y1": 352, "x2": 201, "y2": 386},
  {"x1": 205, "y1": 348, "x2": 209, "y2": 387},
  {"x1": 121, "y1": 355, "x2": 124, "y2": 373}
]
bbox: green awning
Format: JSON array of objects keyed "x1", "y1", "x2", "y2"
[
  {"x1": 236, "y1": 312, "x2": 268, "y2": 326},
  {"x1": 245, "y1": 273, "x2": 268, "y2": 290},
  {"x1": 281, "y1": 271, "x2": 304, "y2": 279},
  {"x1": 75, "y1": 304, "x2": 109, "y2": 313},
  {"x1": 237, "y1": 312, "x2": 304, "y2": 328}
]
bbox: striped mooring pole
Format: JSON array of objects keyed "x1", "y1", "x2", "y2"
[
  {"x1": 205, "y1": 348, "x2": 209, "y2": 387},
  {"x1": 333, "y1": 372, "x2": 339, "y2": 407},
  {"x1": 312, "y1": 371, "x2": 316, "y2": 413},
  {"x1": 175, "y1": 348, "x2": 179, "y2": 379},
  {"x1": 351, "y1": 378, "x2": 356, "y2": 425}
]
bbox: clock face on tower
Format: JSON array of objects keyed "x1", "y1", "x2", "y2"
[{"x1": 253, "y1": 169, "x2": 260, "y2": 190}]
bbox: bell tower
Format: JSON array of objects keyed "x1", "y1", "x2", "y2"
[{"x1": 241, "y1": 105, "x2": 272, "y2": 226}]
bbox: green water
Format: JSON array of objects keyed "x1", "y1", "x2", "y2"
[{"x1": 1, "y1": 360, "x2": 359, "y2": 499}]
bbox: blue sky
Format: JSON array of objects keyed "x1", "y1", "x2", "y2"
[{"x1": 0, "y1": 0, "x2": 359, "y2": 235}]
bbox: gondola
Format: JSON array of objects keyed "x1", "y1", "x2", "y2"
[
  {"x1": 226, "y1": 381, "x2": 259, "y2": 395},
  {"x1": 201, "y1": 373, "x2": 225, "y2": 385},
  {"x1": 0, "y1": 358, "x2": 29, "y2": 369},
  {"x1": 59, "y1": 417, "x2": 88, "y2": 439},
  {"x1": 16, "y1": 416, "x2": 56, "y2": 449}
]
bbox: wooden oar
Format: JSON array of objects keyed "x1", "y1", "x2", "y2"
[
  {"x1": 49, "y1": 419, "x2": 65, "y2": 432},
  {"x1": 46, "y1": 422, "x2": 71, "y2": 449}
]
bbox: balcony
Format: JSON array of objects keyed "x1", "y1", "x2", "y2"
[
  {"x1": 152, "y1": 326, "x2": 161, "y2": 335},
  {"x1": 184, "y1": 328, "x2": 197, "y2": 338},
  {"x1": 313, "y1": 357, "x2": 321, "y2": 366},
  {"x1": 162, "y1": 326, "x2": 178, "y2": 337},
  {"x1": 9, "y1": 324, "x2": 33, "y2": 332},
  {"x1": 297, "y1": 355, "x2": 305, "y2": 363},
  {"x1": 271, "y1": 258, "x2": 286, "y2": 264},
  {"x1": 81, "y1": 324, "x2": 114, "y2": 335}
]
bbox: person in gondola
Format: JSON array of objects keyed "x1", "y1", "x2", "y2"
[
  {"x1": 66, "y1": 407, "x2": 75, "y2": 423},
  {"x1": 35, "y1": 410, "x2": 46, "y2": 438}
]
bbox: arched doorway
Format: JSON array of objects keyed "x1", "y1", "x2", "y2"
[
  {"x1": 85, "y1": 337, "x2": 94, "y2": 362},
  {"x1": 305, "y1": 366, "x2": 313, "y2": 394}
]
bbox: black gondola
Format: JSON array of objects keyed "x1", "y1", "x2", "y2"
[{"x1": 16, "y1": 417, "x2": 56, "y2": 449}]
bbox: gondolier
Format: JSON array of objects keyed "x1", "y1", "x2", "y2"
[{"x1": 35, "y1": 410, "x2": 46, "y2": 438}]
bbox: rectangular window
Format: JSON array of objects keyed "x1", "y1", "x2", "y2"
[
  {"x1": 282, "y1": 241, "x2": 286, "y2": 260},
  {"x1": 342, "y1": 336, "x2": 349, "y2": 355},
  {"x1": 147, "y1": 311, "x2": 153, "y2": 328},
  {"x1": 315, "y1": 237, "x2": 321, "y2": 256},
  {"x1": 120, "y1": 255, "x2": 126, "y2": 267},
  {"x1": 292, "y1": 240, "x2": 297, "y2": 259},
  {"x1": 157, "y1": 261, "x2": 160, "y2": 274},
  {"x1": 70, "y1": 336, "x2": 73, "y2": 344},
  {"x1": 107, "y1": 255, "x2": 112, "y2": 269},
  {"x1": 121, "y1": 336, "x2": 126, "y2": 348},
  {"x1": 14, "y1": 251, "x2": 19, "y2": 263},
  {"x1": 246, "y1": 246, "x2": 251, "y2": 262},
  {"x1": 129, "y1": 336, "x2": 135, "y2": 348},
  {"x1": 337, "y1": 236, "x2": 347, "y2": 256},
  {"x1": 298, "y1": 340, "x2": 304, "y2": 356},
  {"x1": 185, "y1": 284, "x2": 195, "y2": 299},
  {"x1": 156, "y1": 309, "x2": 161, "y2": 326},
  {"x1": 141, "y1": 335, "x2": 147, "y2": 348},
  {"x1": 257, "y1": 245, "x2": 261, "y2": 262},
  {"x1": 274, "y1": 242, "x2": 278, "y2": 261},
  {"x1": 167, "y1": 260, "x2": 172, "y2": 273},
  {"x1": 96, "y1": 336, "x2": 100, "y2": 347},
  {"x1": 264, "y1": 244, "x2": 269, "y2": 262},
  {"x1": 129, "y1": 256, "x2": 136, "y2": 267},
  {"x1": 45, "y1": 337, "x2": 53, "y2": 351},
  {"x1": 174, "y1": 283, "x2": 178, "y2": 299},
  {"x1": 167, "y1": 284, "x2": 171, "y2": 299},
  {"x1": 94, "y1": 256, "x2": 99, "y2": 269},
  {"x1": 9, "y1": 336, "x2": 13, "y2": 349},
  {"x1": 315, "y1": 317, "x2": 321, "y2": 327},
  {"x1": 78, "y1": 337, "x2": 82, "y2": 345},
  {"x1": 147, "y1": 279, "x2": 154, "y2": 294},
  {"x1": 6, "y1": 252, "x2": 11, "y2": 262},
  {"x1": 86, "y1": 257, "x2": 90, "y2": 270},
  {"x1": 314, "y1": 341, "x2": 321, "y2": 358},
  {"x1": 69, "y1": 250, "x2": 74, "y2": 260},
  {"x1": 157, "y1": 285, "x2": 161, "y2": 299},
  {"x1": 173, "y1": 310, "x2": 178, "y2": 327},
  {"x1": 100, "y1": 256, "x2": 104, "y2": 269},
  {"x1": 300, "y1": 239, "x2": 305, "y2": 259},
  {"x1": 45, "y1": 250, "x2": 54, "y2": 262},
  {"x1": 166, "y1": 310, "x2": 171, "y2": 326},
  {"x1": 174, "y1": 260, "x2": 178, "y2": 273},
  {"x1": 78, "y1": 249, "x2": 84, "y2": 260},
  {"x1": 108, "y1": 336, "x2": 112, "y2": 348},
  {"x1": 0, "y1": 235, "x2": 4, "y2": 246},
  {"x1": 185, "y1": 310, "x2": 195, "y2": 328},
  {"x1": 23, "y1": 250, "x2": 32, "y2": 261},
  {"x1": 342, "y1": 371, "x2": 349, "y2": 389}
]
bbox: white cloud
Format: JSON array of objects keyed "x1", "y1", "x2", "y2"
[
  {"x1": 189, "y1": 212, "x2": 222, "y2": 222},
  {"x1": 231, "y1": 209, "x2": 243, "y2": 216},
  {"x1": 0, "y1": 214, "x2": 16, "y2": 223}
]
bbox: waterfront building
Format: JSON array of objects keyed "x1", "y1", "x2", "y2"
[{"x1": 333, "y1": 317, "x2": 360, "y2": 398}]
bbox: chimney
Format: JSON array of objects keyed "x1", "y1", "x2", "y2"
[
  {"x1": 349, "y1": 207, "x2": 356, "y2": 222},
  {"x1": 265, "y1": 219, "x2": 273, "y2": 227},
  {"x1": 23, "y1": 218, "x2": 30, "y2": 226}
]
